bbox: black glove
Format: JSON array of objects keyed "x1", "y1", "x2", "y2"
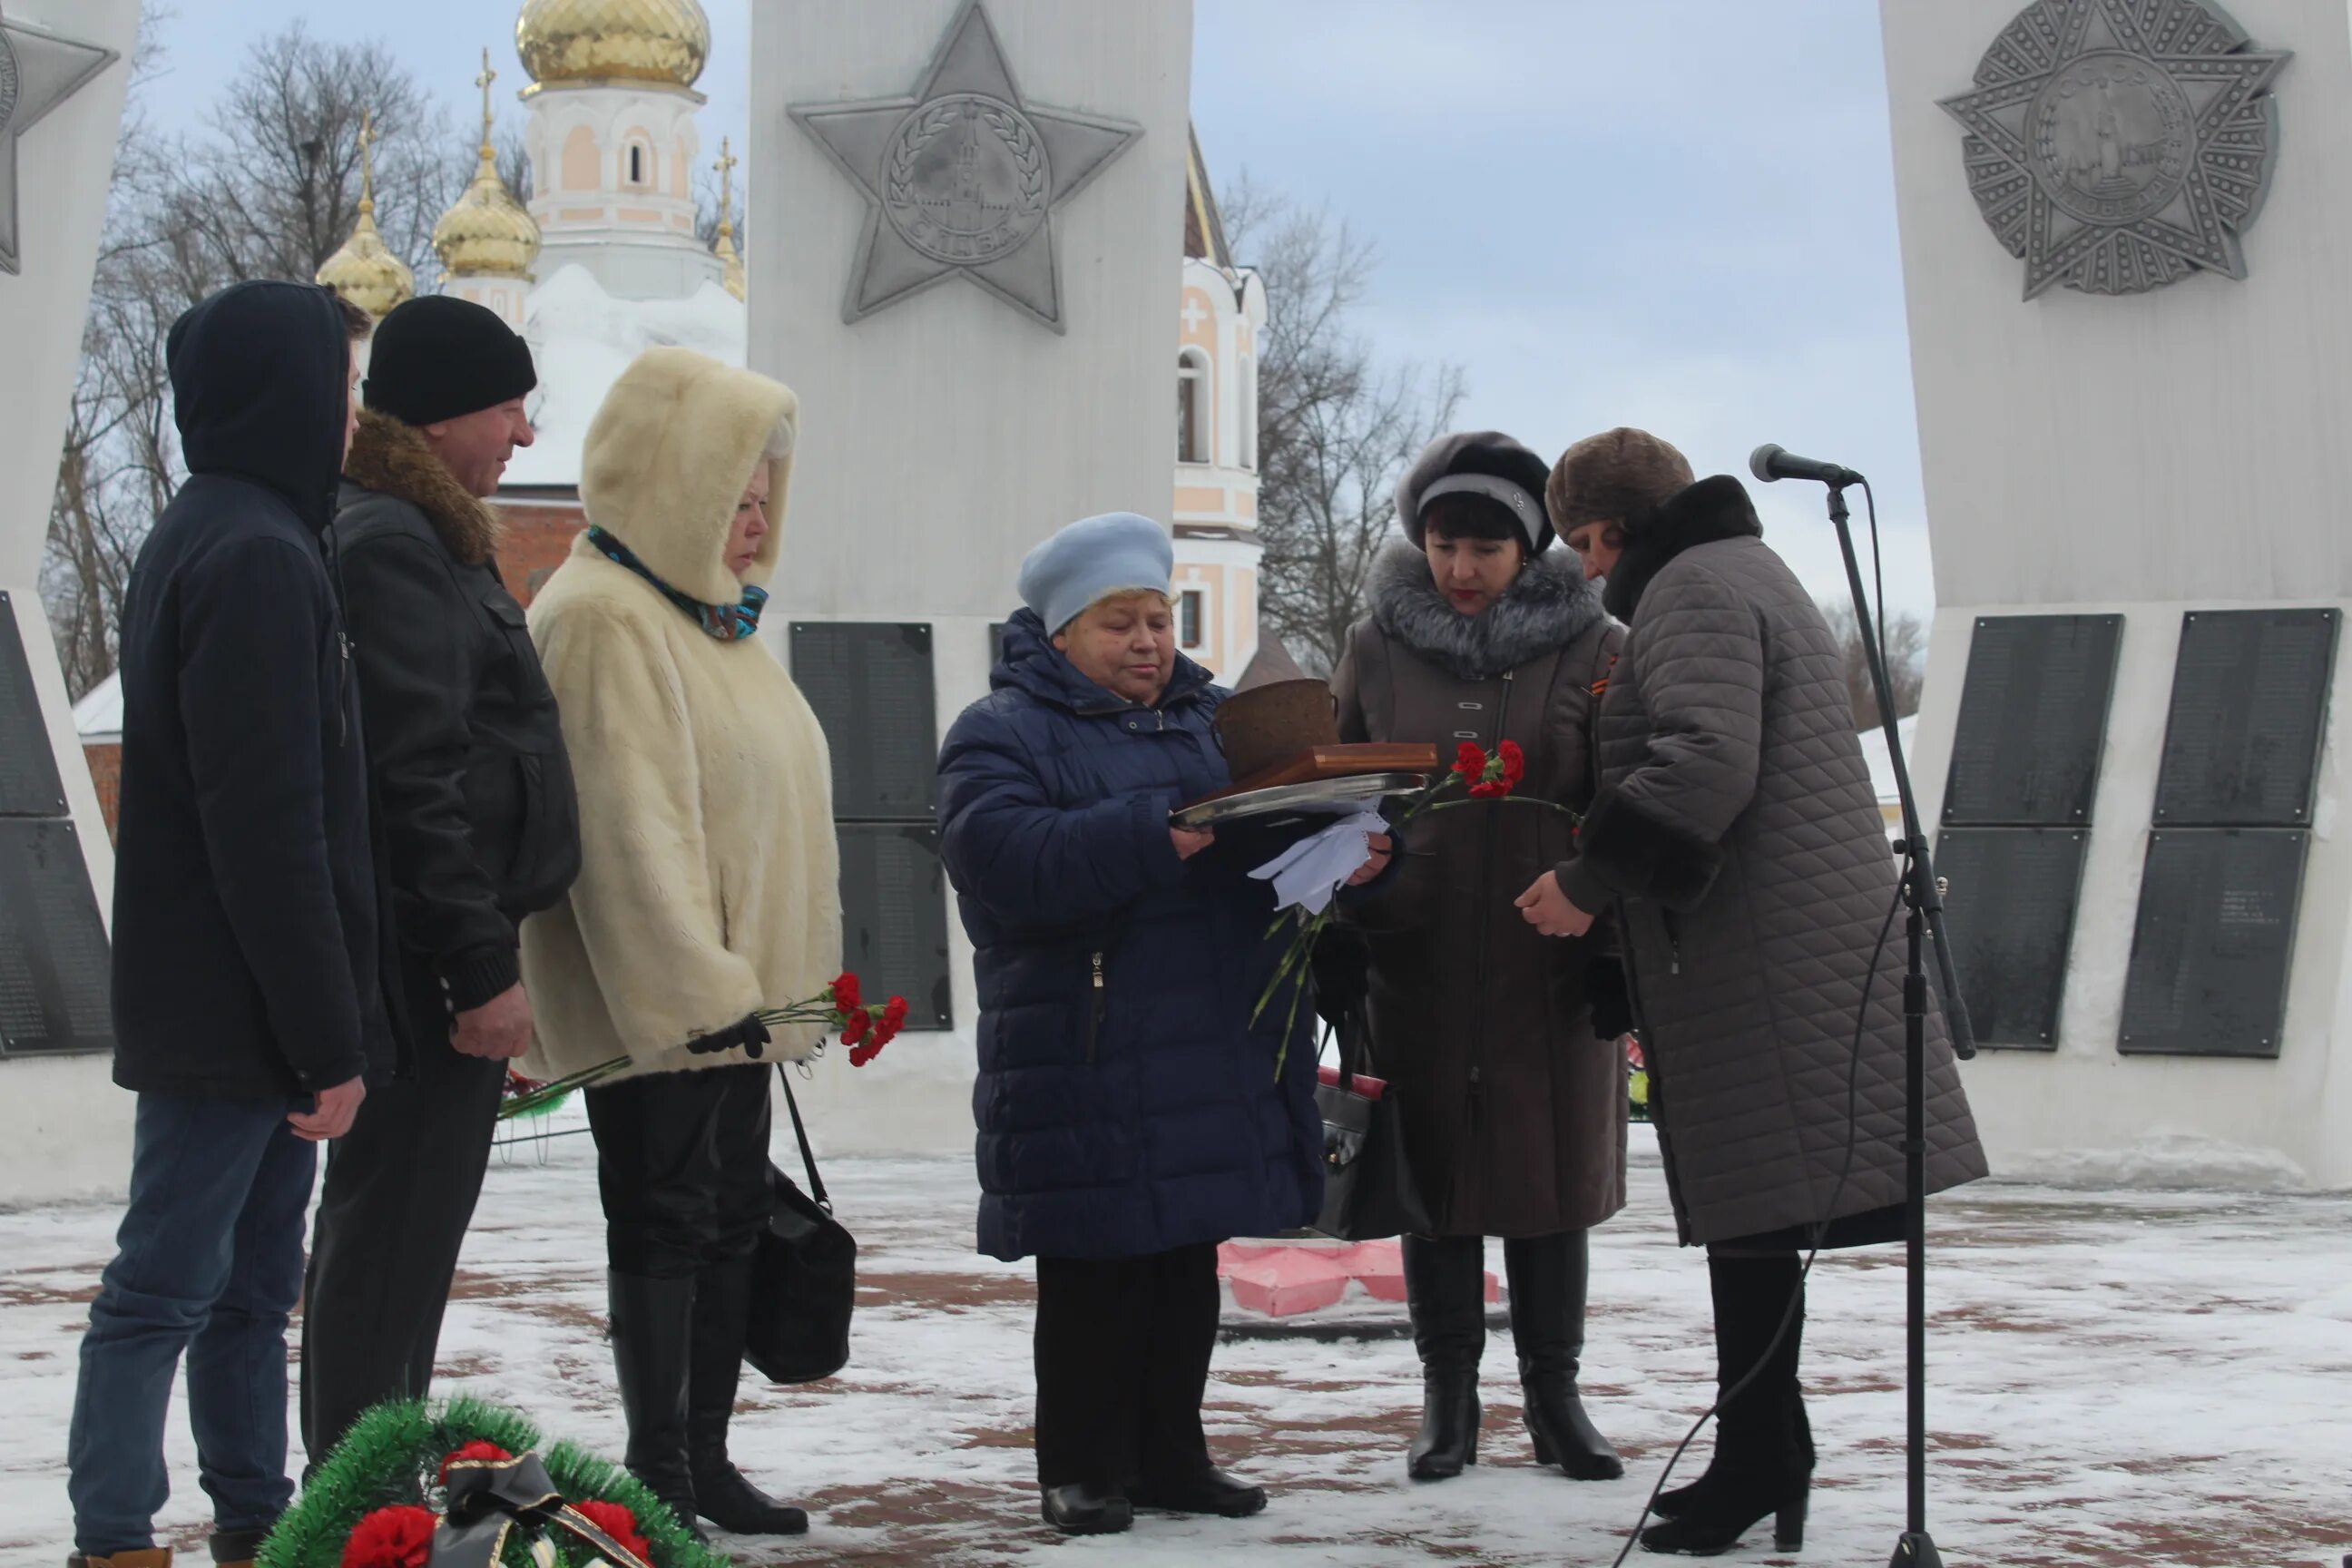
[
  {"x1": 1308, "y1": 922, "x2": 1373, "y2": 1034},
  {"x1": 1585, "y1": 956, "x2": 1633, "y2": 1042},
  {"x1": 686, "y1": 1013, "x2": 770, "y2": 1060}
]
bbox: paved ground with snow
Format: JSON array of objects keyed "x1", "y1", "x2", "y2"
[{"x1": 5, "y1": 1121, "x2": 2350, "y2": 1567}]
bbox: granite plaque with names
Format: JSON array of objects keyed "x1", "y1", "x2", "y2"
[
  {"x1": 0, "y1": 819, "x2": 113, "y2": 1056},
  {"x1": 2119, "y1": 828, "x2": 2307, "y2": 1058},
  {"x1": 1942, "y1": 614, "x2": 2122, "y2": 827},
  {"x1": 2152, "y1": 610, "x2": 2338, "y2": 828},
  {"x1": 1932, "y1": 828, "x2": 2089, "y2": 1048},
  {"x1": 0, "y1": 593, "x2": 71, "y2": 818},
  {"x1": 789, "y1": 622, "x2": 939, "y2": 821},
  {"x1": 837, "y1": 824, "x2": 953, "y2": 1031}
]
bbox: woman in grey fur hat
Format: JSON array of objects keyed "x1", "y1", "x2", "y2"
[{"x1": 1328, "y1": 430, "x2": 1629, "y2": 1485}]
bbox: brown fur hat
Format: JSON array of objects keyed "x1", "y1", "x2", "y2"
[{"x1": 1546, "y1": 427, "x2": 1695, "y2": 529}]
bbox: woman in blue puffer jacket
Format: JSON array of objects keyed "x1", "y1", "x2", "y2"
[{"x1": 937, "y1": 512, "x2": 1348, "y2": 1539}]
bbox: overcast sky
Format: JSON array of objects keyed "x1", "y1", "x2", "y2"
[{"x1": 137, "y1": 0, "x2": 1936, "y2": 621}]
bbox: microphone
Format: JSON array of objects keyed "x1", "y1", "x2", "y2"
[{"x1": 1749, "y1": 444, "x2": 1862, "y2": 487}]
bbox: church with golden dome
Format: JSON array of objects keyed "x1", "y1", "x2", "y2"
[{"x1": 312, "y1": 0, "x2": 1275, "y2": 681}]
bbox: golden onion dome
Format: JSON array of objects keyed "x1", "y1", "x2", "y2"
[
  {"x1": 515, "y1": 0, "x2": 709, "y2": 92},
  {"x1": 436, "y1": 151, "x2": 542, "y2": 280},
  {"x1": 436, "y1": 53, "x2": 541, "y2": 279},
  {"x1": 316, "y1": 112, "x2": 415, "y2": 318}
]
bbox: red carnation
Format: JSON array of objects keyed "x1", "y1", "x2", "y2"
[
  {"x1": 436, "y1": 1440, "x2": 512, "y2": 1485},
  {"x1": 341, "y1": 1505, "x2": 437, "y2": 1568},
  {"x1": 841, "y1": 1009, "x2": 871, "y2": 1046},
  {"x1": 573, "y1": 1500, "x2": 652, "y2": 1566},
  {"x1": 848, "y1": 1042, "x2": 878, "y2": 1067},
  {"x1": 1453, "y1": 742, "x2": 1486, "y2": 779},
  {"x1": 1497, "y1": 740, "x2": 1525, "y2": 789},
  {"x1": 830, "y1": 972, "x2": 862, "y2": 1015},
  {"x1": 883, "y1": 995, "x2": 909, "y2": 1026}
]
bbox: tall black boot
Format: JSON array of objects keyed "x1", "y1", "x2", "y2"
[
  {"x1": 1402, "y1": 1234, "x2": 1485, "y2": 1481},
  {"x1": 1642, "y1": 1253, "x2": 1811, "y2": 1556},
  {"x1": 686, "y1": 1256, "x2": 809, "y2": 1535},
  {"x1": 1504, "y1": 1231, "x2": 1623, "y2": 1481},
  {"x1": 606, "y1": 1271, "x2": 705, "y2": 1544}
]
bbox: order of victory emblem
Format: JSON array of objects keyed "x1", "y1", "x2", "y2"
[
  {"x1": 1940, "y1": 0, "x2": 2289, "y2": 299},
  {"x1": 0, "y1": 5, "x2": 120, "y2": 276},
  {"x1": 791, "y1": 0, "x2": 1141, "y2": 332}
]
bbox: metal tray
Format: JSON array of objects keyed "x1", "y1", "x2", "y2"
[{"x1": 1171, "y1": 771, "x2": 1427, "y2": 829}]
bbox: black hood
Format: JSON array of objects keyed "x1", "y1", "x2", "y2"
[{"x1": 168, "y1": 280, "x2": 350, "y2": 534}]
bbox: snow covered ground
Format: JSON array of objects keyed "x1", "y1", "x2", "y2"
[{"x1": 5, "y1": 1122, "x2": 2350, "y2": 1567}]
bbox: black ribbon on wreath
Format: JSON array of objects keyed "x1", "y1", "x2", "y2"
[{"x1": 428, "y1": 1452, "x2": 654, "y2": 1568}]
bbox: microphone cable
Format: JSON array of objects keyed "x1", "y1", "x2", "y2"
[{"x1": 1606, "y1": 477, "x2": 1920, "y2": 1565}]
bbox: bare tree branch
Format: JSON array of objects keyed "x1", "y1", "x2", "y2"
[{"x1": 1230, "y1": 173, "x2": 1465, "y2": 675}]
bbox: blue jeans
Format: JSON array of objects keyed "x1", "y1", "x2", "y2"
[{"x1": 68, "y1": 1094, "x2": 316, "y2": 1555}]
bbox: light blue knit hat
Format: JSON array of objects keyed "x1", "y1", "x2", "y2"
[{"x1": 1016, "y1": 512, "x2": 1174, "y2": 633}]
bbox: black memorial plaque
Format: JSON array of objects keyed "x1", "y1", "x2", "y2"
[
  {"x1": 838, "y1": 825, "x2": 953, "y2": 1031},
  {"x1": 1933, "y1": 828, "x2": 2089, "y2": 1048},
  {"x1": 0, "y1": 593, "x2": 72, "y2": 819},
  {"x1": 0, "y1": 819, "x2": 114, "y2": 1056},
  {"x1": 2119, "y1": 829, "x2": 2307, "y2": 1058},
  {"x1": 790, "y1": 622, "x2": 939, "y2": 821},
  {"x1": 1942, "y1": 615, "x2": 2122, "y2": 827},
  {"x1": 2152, "y1": 609, "x2": 2337, "y2": 827}
]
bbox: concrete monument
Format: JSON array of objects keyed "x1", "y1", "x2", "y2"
[
  {"x1": 1884, "y1": 0, "x2": 2352, "y2": 1187},
  {"x1": 0, "y1": 0, "x2": 132, "y2": 1202},
  {"x1": 751, "y1": 0, "x2": 1192, "y2": 1152}
]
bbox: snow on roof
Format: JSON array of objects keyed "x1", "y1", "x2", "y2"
[
  {"x1": 502, "y1": 263, "x2": 748, "y2": 493},
  {"x1": 1857, "y1": 713, "x2": 1921, "y2": 805},
  {"x1": 74, "y1": 671, "x2": 122, "y2": 740}
]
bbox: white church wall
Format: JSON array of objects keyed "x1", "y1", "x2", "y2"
[{"x1": 1883, "y1": 0, "x2": 2352, "y2": 1188}]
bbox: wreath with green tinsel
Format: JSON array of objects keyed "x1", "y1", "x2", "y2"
[{"x1": 257, "y1": 1397, "x2": 730, "y2": 1568}]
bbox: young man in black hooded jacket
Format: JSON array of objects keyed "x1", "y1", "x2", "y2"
[
  {"x1": 65, "y1": 282, "x2": 398, "y2": 1568},
  {"x1": 299, "y1": 294, "x2": 581, "y2": 1467}
]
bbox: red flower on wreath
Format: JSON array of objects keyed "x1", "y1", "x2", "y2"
[
  {"x1": 830, "y1": 973, "x2": 862, "y2": 1014},
  {"x1": 341, "y1": 1505, "x2": 437, "y2": 1568},
  {"x1": 573, "y1": 1499, "x2": 652, "y2": 1565},
  {"x1": 436, "y1": 1439, "x2": 512, "y2": 1485}
]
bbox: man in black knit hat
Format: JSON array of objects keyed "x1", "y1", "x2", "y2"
[{"x1": 299, "y1": 294, "x2": 583, "y2": 1465}]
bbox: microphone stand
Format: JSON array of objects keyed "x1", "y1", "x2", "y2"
[{"x1": 1819, "y1": 479, "x2": 1975, "y2": 1568}]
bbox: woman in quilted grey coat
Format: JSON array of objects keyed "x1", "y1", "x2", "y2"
[
  {"x1": 1525, "y1": 428, "x2": 1987, "y2": 1556},
  {"x1": 1331, "y1": 431, "x2": 1630, "y2": 1487}
]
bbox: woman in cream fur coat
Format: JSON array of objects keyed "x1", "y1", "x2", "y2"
[{"x1": 521, "y1": 346, "x2": 838, "y2": 1542}]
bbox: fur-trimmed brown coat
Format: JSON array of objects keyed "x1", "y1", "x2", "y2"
[
  {"x1": 1557, "y1": 475, "x2": 1986, "y2": 1246},
  {"x1": 332, "y1": 409, "x2": 580, "y2": 1043}
]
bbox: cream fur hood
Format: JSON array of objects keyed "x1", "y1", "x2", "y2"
[
  {"x1": 520, "y1": 347, "x2": 840, "y2": 1083},
  {"x1": 580, "y1": 344, "x2": 798, "y2": 605}
]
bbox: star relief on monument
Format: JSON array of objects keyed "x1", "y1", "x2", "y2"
[
  {"x1": 789, "y1": 0, "x2": 1142, "y2": 333},
  {"x1": 0, "y1": 3, "x2": 118, "y2": 277},
  {"x1": 1940, "y1": 0, "x2": 2289, "y2": 299}
]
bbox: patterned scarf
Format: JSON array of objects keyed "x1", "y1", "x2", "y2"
[{"x1": 586, "y1": 525, "x2": 768, "y2": 642}]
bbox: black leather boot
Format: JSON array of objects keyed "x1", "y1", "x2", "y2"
[
  {"x1": 1642, "y1": 1253, "x2": 1812, "y2": 1555},
  {"x1": 1041, "y1": 1485, "x2": 1134, "y2": 1535},
  {"x1": 685, "y1": 1255, "x2": 809, "y2": 1535},
  {"x1": 1402, "y1": 1234, "x2": 1485, "y2": 1481},
  {"x1": 1504, "y1": 1231, "x2": 1623, "y2": 1481},
  {"x1": 607, "y1": 1271, "x2": 706, "y2": 1543}
]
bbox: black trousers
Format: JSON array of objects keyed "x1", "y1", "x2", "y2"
[
  {"x1": 1032, "y1": 1243, "x2": 1220, "y2": 1491},
  {"x1": 299, "y1": 1034, "x2": 505, "y2": 1462},
  {"x1": 584, "y1": 1064, "x2": 771, "y2": 1279}
]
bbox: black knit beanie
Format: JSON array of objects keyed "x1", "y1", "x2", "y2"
[{"x1": 364, "y1": 296, "x2": 537, "y2": 426}]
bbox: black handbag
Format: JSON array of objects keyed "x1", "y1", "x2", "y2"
[
  {"x1": 743, "y1": 1066, "x2": 857, "y2": 1384},
  {"x1": 1310, "y1": 1013, "x2": 1434, "y2": 1240}
]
